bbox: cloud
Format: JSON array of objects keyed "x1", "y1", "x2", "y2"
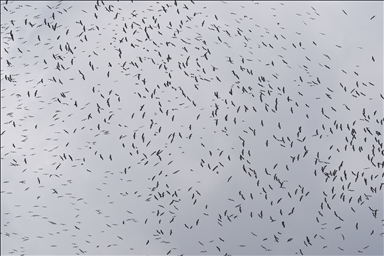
[{"x1": 1, "y1": 1, "x2": 383, "y2": 255}]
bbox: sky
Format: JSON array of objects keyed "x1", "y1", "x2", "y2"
[{"x1": 1, "y1": 0, "x2": 383, "y2": 255}]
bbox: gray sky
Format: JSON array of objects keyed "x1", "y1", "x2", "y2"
[{"x1": 1, "y1": 1, "x2": 383, "y2": 255}]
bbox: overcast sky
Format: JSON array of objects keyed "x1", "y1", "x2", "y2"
[{"x1": 1, "y1": 1, "x2": 383, "y2": 255}]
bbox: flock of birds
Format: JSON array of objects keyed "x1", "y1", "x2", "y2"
[{"x1": 1, "y1": 0, "x2": 383, "y2": 255}]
